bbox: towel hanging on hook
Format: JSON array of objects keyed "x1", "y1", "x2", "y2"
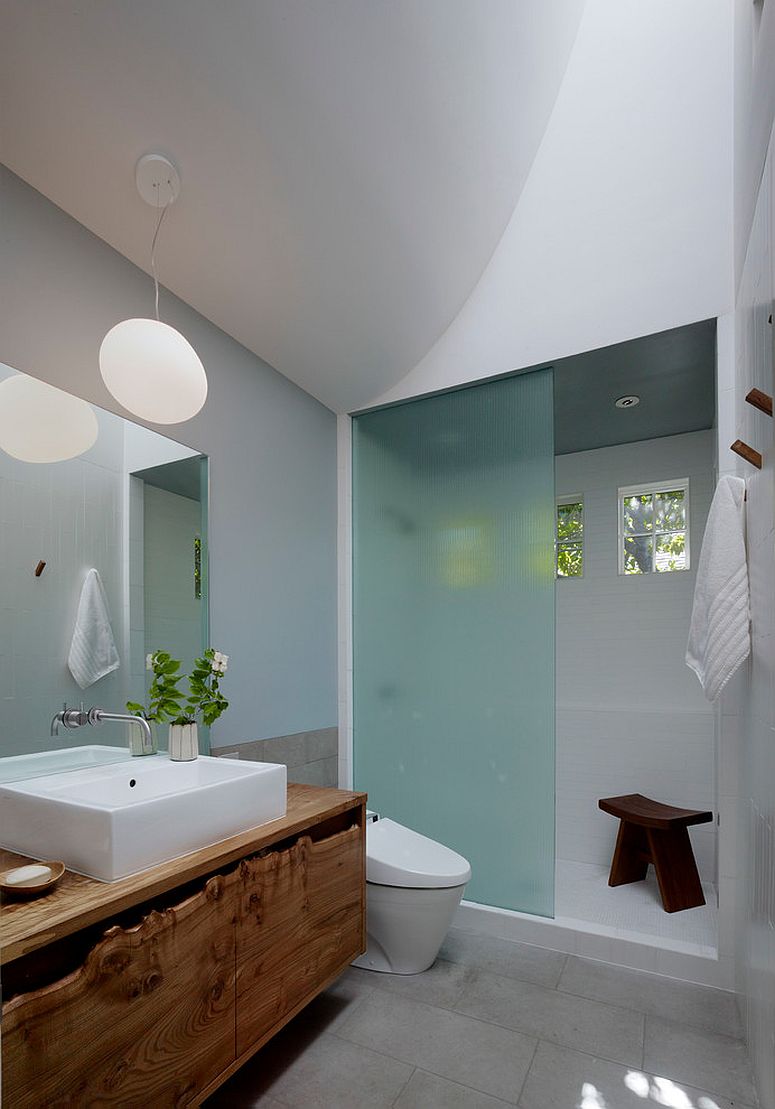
[{"x1": 686, "y1": 475, "x2": 750, "y2": 701}]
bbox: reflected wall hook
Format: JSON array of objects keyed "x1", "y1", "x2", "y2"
[
  {"x1": 745, "y1": 388, "x2": 773, "y2": 417},
  {"x1": 731, "y1": 439, "x2": 762, "y2": 469}
]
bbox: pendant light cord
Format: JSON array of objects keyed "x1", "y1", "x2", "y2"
[{"x1": 150, "y1": 201, "x2": 169, "y2": 322}]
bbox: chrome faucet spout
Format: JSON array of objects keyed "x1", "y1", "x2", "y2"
[
  {"x1": 88, "y1": 709, "x2": 154, "y2": 756},
  {"x1": 49, "y1": 703, "x2": 154, "y2": 755}
]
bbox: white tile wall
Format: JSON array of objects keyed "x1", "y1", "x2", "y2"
[
  {"x1": 555, "y1": 433, "x2": 717, "y2": 880},
  {"x1": 0, "y1": 404, "x2": 128, "y2": 754},
  {"x1": 721, "y1": 119, "x2": 775, "y2": 1109}
]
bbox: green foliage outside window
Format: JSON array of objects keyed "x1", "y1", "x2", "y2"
[
  {"x1": 622, "y1": 486, "x2": 687, "y2": 574},
  {"x1": 556, "y1": 500, "x2": 583, "y2": 577}
]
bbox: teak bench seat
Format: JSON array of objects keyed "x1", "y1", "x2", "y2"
[{"x1": 598, "y1": 793, "x2": 713, "y2": 913}]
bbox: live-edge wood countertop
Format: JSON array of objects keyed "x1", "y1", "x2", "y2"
[{"x1": 0, "y1": 783, "x2": 366, "y2": 965}]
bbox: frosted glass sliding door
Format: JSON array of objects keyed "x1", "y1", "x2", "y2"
[{"x1": 353, "y1": 370, "x2": 555, "y2": 915}]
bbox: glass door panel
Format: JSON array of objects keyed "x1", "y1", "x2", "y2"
[{"x1": 353, "y1": 369, "x2": 555, "y2": 914}]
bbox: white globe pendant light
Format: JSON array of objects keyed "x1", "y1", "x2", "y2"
[
  {"x1": 99, "y1": 155, "x2": 207, "y2": 425},
  {"x1": 99, "y1": 318, "x2": 207, "y2": 424},
  {"x1": 0, "y1": 374, "x2": 98, "y2": 463}
]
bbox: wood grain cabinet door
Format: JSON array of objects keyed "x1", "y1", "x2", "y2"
[
  {"x1": 2, "y1": 871, "x2": 239, "y2": 1108},
  {"x1": 236, "y1": 822, "x2": 364, "y2": 1055}
]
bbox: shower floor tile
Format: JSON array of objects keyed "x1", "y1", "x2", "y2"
[{"x1": 555, "y1": 859, "x2": 717, "y2": 953}]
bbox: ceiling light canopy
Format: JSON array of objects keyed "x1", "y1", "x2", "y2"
[
  {"x1": 0, "y1": 375, "x2": 98, "y2": 463},
  {"x1": 99, "y1": 154, "x2": 207, "y2": 425},
  {"x1": 615, "y1": 394, "x2": 640, "y2": 409}
]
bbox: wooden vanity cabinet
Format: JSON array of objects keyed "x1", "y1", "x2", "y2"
[
  {"x1": 2, "y1": 872, "x2": 239, "y2": 1107},
  {"x1": 1, "y1": 785, "x2": 366, "y2": 1108},
  {"x1": 236, "y1": 821, "x2": 364, "y2": 1055}
]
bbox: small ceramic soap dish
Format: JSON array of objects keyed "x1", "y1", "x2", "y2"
[{"x1": 0, "y1": 860, "x2": 66, "y2": 899}]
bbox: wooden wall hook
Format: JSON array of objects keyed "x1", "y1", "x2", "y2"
[
  {"x1": 745, "y1": 388, "x2": 773, "y2": 417},
  {"x1": 731, "y1": 439, "x2": 762, "y2": 469}
]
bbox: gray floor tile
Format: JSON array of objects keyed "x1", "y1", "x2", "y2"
[
  {"x1": 209, "y1": 1031, "x2": 412, "y2": 1108},
  {"x1": 269, "y1": 1033, "x2": 413, "y2": 1107},
  {"x1": 395, "y1": 1069, "x2": 516, "y2": 1109},
  {"x1": 346, "y1": 957, "x2": 475, "y2": 1009},
  {"x1": 440, "y1": 927, "x2": 567, "y2": 988},
  {"x1": 206, "y1": 1090, "x2": 286, "y2": 1109},
  {"x1": 302, "y1": 967, "x2": 376, "y2": 1033},
  {"x1": 455, "y1": 968, "x2": 644, "y2": 1067},
  {"x1": 335, "y1": 990, "x2": 536, "y2": 1103},
  {"x1": 644, "y1": 1017, "x2": 756, "y2": 1105},
  {"x1": 519, "y1": 1040, "x2": 755, "y2": 1109},
  {"x1": 558, "y1": 956, "x2": 743, "y2": 1038}
]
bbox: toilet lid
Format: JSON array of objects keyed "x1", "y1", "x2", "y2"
[{"x1": 366, "y1": 818, "x2": 472, "y2": 889}]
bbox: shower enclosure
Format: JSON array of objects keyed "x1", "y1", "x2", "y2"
[{"x1": 352, "y1": 370, "x2": 555, "y2": 915}]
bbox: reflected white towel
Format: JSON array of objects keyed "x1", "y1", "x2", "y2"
[
  {"x1": 686, "y1": 475, "x2": 750, "y2": 701},
  {"x1": 67, "y1": 569, "x2": 120, "y2": 689}
]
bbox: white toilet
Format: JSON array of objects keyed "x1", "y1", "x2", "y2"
[{"x1": 352, "y1": 815, "x2": 471, "y2": 975}]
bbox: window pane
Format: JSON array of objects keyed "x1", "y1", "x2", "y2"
[
  {"x1": 623, "y1": 494, "x2": 653, "y2": 534},
  {"x1": 557, "y1": 502, "x2": 583, "y2": 541},
  {"x1": 655, "y1": 530, "x2": 686, "y2": 572},
  {"x1": 557, "y1": 542, "x2": 583, "y2": 577},
  {"x1": 655, "y1": 489, "x2": 685, "y2": 532},
  {"x1": 623, "y1": 534, "x2": 653, "y2": 574}
]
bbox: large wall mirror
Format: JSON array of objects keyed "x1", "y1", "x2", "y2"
[{"x1": 0, "y1": 364, "x2": 209, "y2": 759}]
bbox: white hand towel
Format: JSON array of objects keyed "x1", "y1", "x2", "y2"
[
  {"x1": 68, "y1": 569, "x2": 120, "y2": 689},
  {"x1": 686, "y1": 475, "x2": 750, "y2": 701}
]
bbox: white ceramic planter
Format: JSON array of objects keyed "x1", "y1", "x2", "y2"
[{"x1": 168, "y1": 722, "x2": 198, "y2": 762}]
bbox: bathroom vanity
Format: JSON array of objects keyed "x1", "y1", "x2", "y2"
[{"x1": 0, "y1": 783, "x2": 366, "y2": 1107}]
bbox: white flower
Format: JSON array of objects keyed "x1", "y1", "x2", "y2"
[
  {"x1": 211, "y1": 650, "x2": 229, "y2": 675},
  {"x1": 146, "y1": 653, "x2": 154, "y2": 671}
]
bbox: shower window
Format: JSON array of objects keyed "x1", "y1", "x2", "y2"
[
  {"x1": 618, "y1": 479, "x2": 689, "y2": 575},
  {"x1": 556, "y1": 497, "x2": 583, "y2": 577}
]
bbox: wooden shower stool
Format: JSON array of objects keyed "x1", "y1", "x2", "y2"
[{"x1": 598, "y1": 794, "x2": 713, "y2": 913}]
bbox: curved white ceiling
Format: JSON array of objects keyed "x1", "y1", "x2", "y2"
[{"x1": 0, "y1": 0, "x2": 585, "y2": 411}]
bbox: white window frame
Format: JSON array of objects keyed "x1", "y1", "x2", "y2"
[
  {"x1": 617, "y1": 477, "x2": 690, "y2": 576},
  {"x1": 556, "y1": 494, "x2": 584, "y2": 579}
]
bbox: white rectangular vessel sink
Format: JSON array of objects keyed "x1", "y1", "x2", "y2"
[{"x1": 0, "y1": 754, "x2": 287, "y2": 881}]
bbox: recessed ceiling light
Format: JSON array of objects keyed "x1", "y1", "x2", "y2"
[{"x1": 615, "y1": 395, "x2": 640, "y2": 409}]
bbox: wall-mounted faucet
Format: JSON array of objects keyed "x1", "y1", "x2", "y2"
[
  {"x1": 50, "y1": 702, "x2": 89, "y2": 735},
  {"x1": 50, "y1": 703, "x2": 154, "y2": 756}
]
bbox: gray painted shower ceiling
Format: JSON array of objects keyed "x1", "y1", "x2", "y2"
[
  {"x1": 553, "y1": 319, "x2": 716, "y2": 455},
  {"x1": 0, "y1": 0, "x2": 585, "y2": 413}
]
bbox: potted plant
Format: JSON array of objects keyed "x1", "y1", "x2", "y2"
[
  {"x1": 167, "y1": 648, "x2": 230, "y2": 761},
  {"x1": 126, "y1": 650, "x2": 186, "y2": 754}
]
